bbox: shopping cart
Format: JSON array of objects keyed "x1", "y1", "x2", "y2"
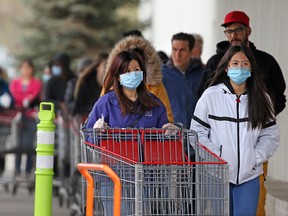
[
  {"x1": 53, "y1": 113, "x2": 72, "y2": 208},
  {"x1": 79, "y1": 128, "x2": 229, "y2": 216},
  {"x1": 0, "y1": 110, "x2": 18, "y2": 182},
  {"x1": 0, "y1": 110, "x2": 36, "y2": 195}
]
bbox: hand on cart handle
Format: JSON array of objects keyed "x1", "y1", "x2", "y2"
[
  {"x1": 93, "y1": 114, "x2": 109, "y2": 131},
  {"x1": 162, "y1": 123, "x2": 180, "y2": 135}
]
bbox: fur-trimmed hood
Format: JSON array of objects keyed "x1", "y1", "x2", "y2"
[{"x1": 104, "y1": 36, "x2": 163, "y2": 85}]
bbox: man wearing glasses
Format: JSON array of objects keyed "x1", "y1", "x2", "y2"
[{"x1": 198, "y1": 10, "x2": 286, "y2": 216}]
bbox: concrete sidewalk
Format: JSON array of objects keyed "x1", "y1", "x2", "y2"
[
  {"x1": 0, "y1": 154, "x2": 70, "y2": 216},
  {"x1": 1, "y1": 175, "x2": 287, "y2": 216},
  {"x1": 0, "y1": 185, "x2": 70, "y2": 216},
  {"x1": 1, "y1": 154, "x2": 288, "y2": 216},
  {"x1": 266, "y1": 177, "x2": 288, "y2": 216}
]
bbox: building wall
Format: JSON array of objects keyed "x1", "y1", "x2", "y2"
[{"x1": 141, "y1": 0, "x2": 288, "y2": 182}]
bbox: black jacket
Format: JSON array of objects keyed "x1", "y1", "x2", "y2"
[
  {"x1": 198, "y1": 41, "x2": 286, "y2": 115},
  {"x1": 73, "y1": 72, "x2": 102, "y2": 116}
]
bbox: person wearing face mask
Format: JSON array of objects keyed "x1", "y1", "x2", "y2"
[
  {"x1": 101, "y1": 32, "x2": 174, "y2": 124},
  {"x1": 191, "y1": 45, "x2": 279, "y2": 216},
  {"x1": 197, "y1": 11, "x2": 286, "y2": 216},
  {"x1": 45, "y1": 52, "x2": 75, "y2": 113},
  {"x1": 86, "y1": 50, "x2": 175, "y2": 130},
  {"x1": 85, "y1": 50, "x2": 178, "y2": 216},
  {"x1": 41, "y1": 61, "x2": 53, "y2": 100},
  {"x1": 44, "y1": 52, "x2": 75, "y2": 184}
]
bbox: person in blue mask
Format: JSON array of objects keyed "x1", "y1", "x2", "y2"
[
  {"x1": 86, "y1": 50, "x2": 175, "y2": 129},
  {"x1": 191, "y1": 45, "x2": 280, "y2": 216},
  {"x1": 45, "y1": 52, "x2": 75, "y2": 113},
  {"x1": 44, "y1": 52, "x2": 75, "y2": 183},
  {"x1": 85, "y1": 50, "x2": 177, "y2": 216}
]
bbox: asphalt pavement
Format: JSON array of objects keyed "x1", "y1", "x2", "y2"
[
  {"x1": 1, "y1": 154, "x2": 287, "y2": 216},
  {"x1": 0, "y1": 185, "x2": 70, "y2": 216},
  {"x1": 0, "y1": 154, "x2": 71, "y2": 216}
]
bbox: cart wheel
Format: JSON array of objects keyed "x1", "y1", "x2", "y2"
[
  {"x1": 59, "y1": 194, "x2": 64, "y2": 207},
  {"x1": 4, "y1": 183, "x2": 9, "y2": 192},
  {"x1": 12, "y1": 183, "x2": 18, "y2": 195},
  {"x1": 27, "y1": 183, "x2": 34, "y2": 194},
  {"x1": 66, "y1": 197, "x2": 70, "y2": 208},
  {"x1": 69, "y1": 203, "x2": 83, "y2": 216}
]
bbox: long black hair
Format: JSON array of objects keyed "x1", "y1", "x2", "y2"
[{"x1": 210, "y1": 45, "x2": 275, "y2": 129}]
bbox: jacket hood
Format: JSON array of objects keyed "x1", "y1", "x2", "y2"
[
  {"x1": 52, "y1": 53, "x2": 70, "y2": 68},
  {"x1": 104, "y1": 36, "x2": 163, "y2": 85},
  {"x1": 216, "y1": 40, "x2": 256, "y2": 55},
  {"x1": 165, "y1": 57, "x2": 203, "y2": 72},
  {"x1": 216, "y1": 41, "x2": 230, "y2": 55}
]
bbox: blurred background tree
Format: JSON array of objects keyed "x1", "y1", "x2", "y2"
[{"x1": 4, "y1": 0, "x2": 147, "y2": 74}]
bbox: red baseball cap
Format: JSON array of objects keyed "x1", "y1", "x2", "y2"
[{"x1": 221, "y1": 11, "x2": 250, "y2": 27}]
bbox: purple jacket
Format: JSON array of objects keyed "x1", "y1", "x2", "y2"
[{"x1": 86, "y1": 91, "x2": 168, "y2": 129}]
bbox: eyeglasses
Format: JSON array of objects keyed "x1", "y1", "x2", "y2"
[{"x1": 224, "y1": 27, "x2": 246, "y2": 36}]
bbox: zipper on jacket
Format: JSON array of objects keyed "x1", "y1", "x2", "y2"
[
  {"x1": 219, "y1": 145, "x2": 223, "y2": 157},
  {"x1": 236, "y1": 95, "x2": 241, "y2": 185}
]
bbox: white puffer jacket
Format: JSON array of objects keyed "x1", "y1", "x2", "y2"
[{"x1": 191, "y1": 83, "x2": 280, "y2": 185}]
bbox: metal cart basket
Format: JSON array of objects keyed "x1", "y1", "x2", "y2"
[{"x1": 79, "y1": 128, "x2": 229, "y2": 216}]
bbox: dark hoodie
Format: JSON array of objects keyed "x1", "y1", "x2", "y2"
[
  {"x1": 45, "y1": 53, "x2": 75, "y2": 111},
  {"x1": 198, "y1": 41, "x2": 286, "y2": 115}
]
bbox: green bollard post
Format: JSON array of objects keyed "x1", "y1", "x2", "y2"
[{"x1": 34, "y1": 102, "x2": 56, "y2": 216}]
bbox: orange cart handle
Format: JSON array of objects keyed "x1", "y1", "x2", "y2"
[{"x1": 77, "y1": 163, "x2": 121, "y2": 216}]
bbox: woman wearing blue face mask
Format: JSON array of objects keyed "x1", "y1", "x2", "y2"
[
  {"x1": 86, "y1": 50, "x2": 173, "y2": 129},
  {"x1": 191, "y1": 45, "x2": 280, "y2": 216},
  {"x1": 85, "y1": 50, "x2": 177, "y2": 216}
]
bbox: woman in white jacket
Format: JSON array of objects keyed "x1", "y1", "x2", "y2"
[{"x1": 191, "y1": 45, "x2": 279, "y2": 216}]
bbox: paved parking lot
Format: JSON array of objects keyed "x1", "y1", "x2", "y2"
[
  {"x1": 1, "y1": 155, "x2": 287, "y2": 216},
  {"x1": 0, "y1": 185, "x2": 70, "y2": 216},
  {"x1": 0, "y1": 154, "x2": 70, "y2": 216}
]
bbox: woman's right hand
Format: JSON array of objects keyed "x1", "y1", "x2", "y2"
[{"x1": 93, "y1": 114, "x2": 108, "y2": 129}]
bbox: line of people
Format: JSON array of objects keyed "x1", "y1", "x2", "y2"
[
  {"x1": 85, "y1": 10, "x2": 285, "y2": 216},
  {"x1": 0, "y1": 9, "x2": 285, "y2": 216}
]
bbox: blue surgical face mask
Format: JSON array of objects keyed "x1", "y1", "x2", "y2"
[
  {"x1": 51, "y1": 65, "x2": 62, "y2": 76},
  {"x1": 227, "y1": 67, "x2": 251, "y2": 84},
  {"x1": 119, "y1": 71, "x2": 143, "y2": 90},
  {"x1": 42, "y1": 73, "x2": 52, "y2": 83}
]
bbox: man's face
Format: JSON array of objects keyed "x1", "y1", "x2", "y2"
[
  {"x1": 171, "y1": 40, "x2": 192, "y2": 71},
  {"x1": 191, "y1": 40, "x2": 202, "y2": 59},
  {"x1": 224, "y1": 23, "x2": 251, "y2": 46}
]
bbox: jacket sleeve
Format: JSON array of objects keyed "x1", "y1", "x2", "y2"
[
  {"x1": 64, "y1": 79, "x2": 76, "y2": 114},
  {"x1": 156, "y1": 101, "x2": 169, "y2": 128},
  {"x1": 269, "y1": 57, "x2": 286, "y2": 115},
  {"x1": 147, "y1": 82, "x2": 174, "y2": 123},
  {"x1": 254, "y1": 121, "x2": 280, "y2": 166},
  {"x1": 190, "y1": 94, "x2": 221, "y2": 156},
  {"x1": 197, "y1": 55, "x2": 221, "y2": 98},
  {"x1": 85, "y1": 96, "x2": 108, "y2": 129}
]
